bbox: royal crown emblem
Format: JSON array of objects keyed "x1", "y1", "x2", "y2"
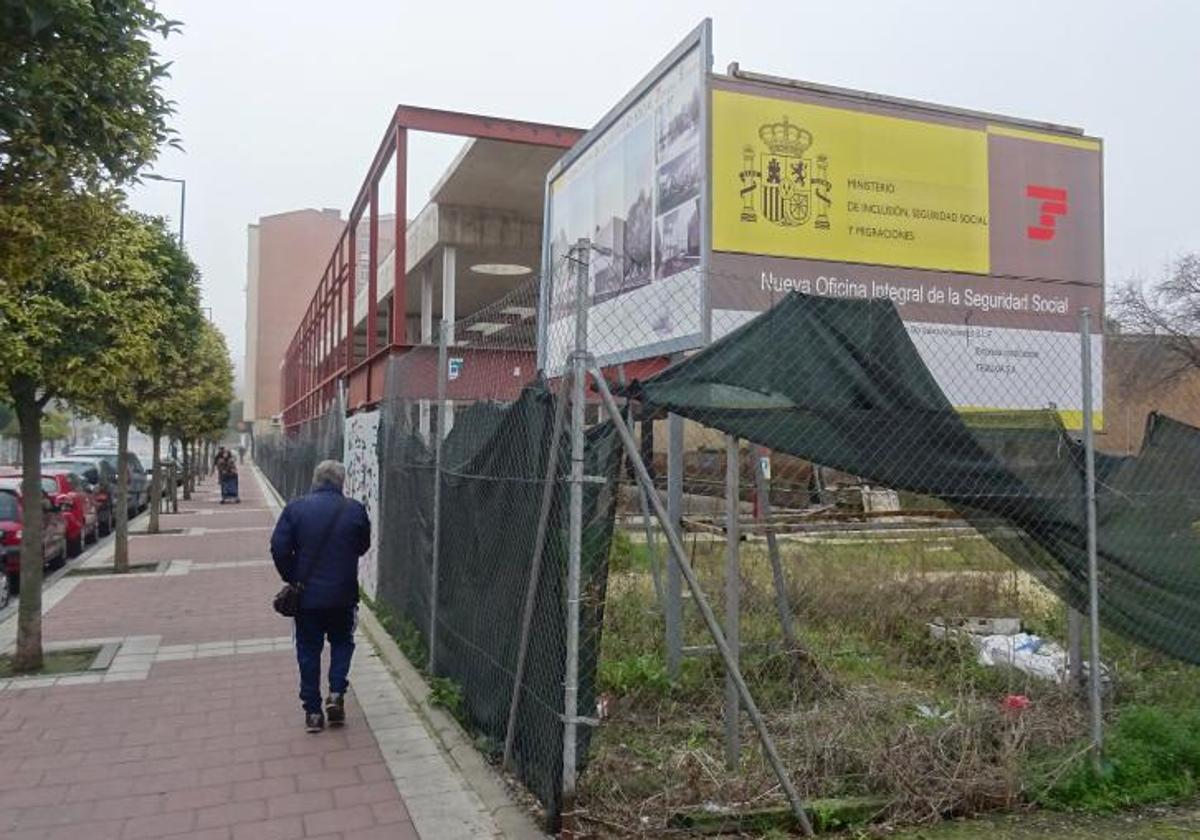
[
  {"x1": 759, "y1": 117, "x2": 812, "y2": 158},
  {"x1": 739, "y1": 116, "x2": 832, "y2": 229}
]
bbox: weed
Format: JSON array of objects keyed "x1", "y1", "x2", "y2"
[
  {"x1": 1035, "y1": 706, "x2": 1200, "y2": 811},
  {"x1": 429, "y1": 676, "x2": 465, "y2": 722},
  {"x1": 599, "y1": 652, "x2": 671, "y2": 698},
  {"x1": 608, "y1": 528, "x2": 649, "y2": 573},
  {"x1": 364, "y1": 593, "x2": 428, "y2": 672}
]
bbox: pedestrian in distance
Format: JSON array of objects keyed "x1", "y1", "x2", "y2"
[
  {"x1": 237, "y1": 443, "x2": 246, "y2": 464},
  {"x1": 270, "y1": 460, "x2": 371, "y2": 733},
  {"x1": 213, "y1": 446, "x2": 240, "y2": 504}
]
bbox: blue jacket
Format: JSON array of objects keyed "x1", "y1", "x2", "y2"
[{"x1": 271, "y1": 484, "x2": 371, "y2": 610}]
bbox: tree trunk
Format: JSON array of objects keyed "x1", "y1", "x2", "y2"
[
  {"x1": 149, "y1": 427, "x2": 162, "y2": 534},
  {"x1": 168, "y1": 438, "x2": 178, "y2": 513},
  {"x1": 114, "y1": 416, "x2": 130, "y2": 573},
  {"x1": 182, "y1": 439, "x2": 192, "y2": 501},
  {"x1": 12, "y1": 382, "x2": 45, "y2": 673}
]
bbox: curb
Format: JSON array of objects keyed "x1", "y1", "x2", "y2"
[
  {"x1": 0, "y1": 501, "x2": 153, "y2": 627},
  {"x1": 251, "y1": 464, "x2": 546, "y2": 840},
  {"x1": 358, "y1": 607, "x2": 547, "y2": 840}
]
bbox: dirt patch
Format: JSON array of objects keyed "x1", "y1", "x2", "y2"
[
  {"x1": 888, "y1": 803, "x2": 1200, "y2": 839},
  {"x1": 0, "y1": 646, "x2": 101, "y2": 677}
]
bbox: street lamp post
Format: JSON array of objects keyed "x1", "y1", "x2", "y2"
[{"x1": 144, "y1": 173, "x2": 186, "y2": 245}]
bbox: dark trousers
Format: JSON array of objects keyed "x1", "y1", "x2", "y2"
[{"x1": 294, "y1": 607, "x2": 356, "y2": 714}]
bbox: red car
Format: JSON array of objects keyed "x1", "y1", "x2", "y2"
[
  {"x1": 0, "y1": 486, "x2": 69, "y2": 607},
  {"x1": 0, "y1": 470, "x2": 98, "y2": 557}
]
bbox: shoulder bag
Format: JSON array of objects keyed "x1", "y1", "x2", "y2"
[{"x1": 273, "y1": 496, "x2": 349, "y2": 617}]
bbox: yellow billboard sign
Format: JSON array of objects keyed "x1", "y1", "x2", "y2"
[{"x1": 712, "y1": 88, "x2": 991, "y2": 274}]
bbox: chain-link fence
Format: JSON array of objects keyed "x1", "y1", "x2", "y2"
[
  {"x1": 567, "y1": 250, "x2": 1200, "y2": 836},
  {"x1": 256, "y1": 395, "x2": 344, "y2": 502},
  {"x1": 364, "y1": 279, "x2": 621, "y2": 832},
  {"x1": 258, "y1": 248, "x2": 1200, "y2": 837}
]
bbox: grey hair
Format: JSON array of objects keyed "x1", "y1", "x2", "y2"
[{"x1": 313, "y1": 460, "x2": 346, "y2": 489}]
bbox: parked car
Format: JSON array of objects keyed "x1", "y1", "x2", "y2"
[
  {"x1": 44, "y1": 457, "x2": 118, "y2": 537},
  {"x1": 70, "y1": 448, "x2": 149, "y2": 516},
  {"x1": 0, "y1": 470, "x2": 98, "y2": 557},
  {"x1": 0, "y1": 484, "x2": 68, "y2": 605}
]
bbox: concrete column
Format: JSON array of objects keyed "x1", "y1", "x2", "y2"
[
  {"x1": 421, "y1": 266, "x2": 434, "y2": 342},
  {"x1": 441, "y1": 246, "x2": 456, "y2": 436},
  {"x1": 419, "y1": 266, "x2": 433, "y2": 443}
]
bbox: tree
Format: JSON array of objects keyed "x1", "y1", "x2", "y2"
[
  {"x1": 0, "y1": 0, "x2": 178, "y2": 672},
  {"x1": 1112, "y1": 254, "x2": 1200, "y2": 386},
  {"x1": 168, "y1": 324, "x2": 235, "y2": 500},
  {"x1": 130, "y1": 227, "x2": 203, "y2": 534},
  {"x1": 76, "y1": 215, "x2": 202, "y2": 563},
  {"x1": 0, "y1": 195, "x2": 167, "y2": 670},
  {"x1": 0, "y1": 0, "x2": 179, "y2": 194},
  {"x1": 42, "y1": 409, "x2": 69, "y2": 456}
]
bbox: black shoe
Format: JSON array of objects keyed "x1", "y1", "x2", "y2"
[
  {"x1": 325, "y1": 693, "x2": 345, "y2": 727},
  {"x1": 305, "y1": 712, "x2": 325, "y2": 733}
]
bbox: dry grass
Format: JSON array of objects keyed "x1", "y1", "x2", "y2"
[{"x1": 579, "y1": 525, "x2": 1089, "y2": 836}]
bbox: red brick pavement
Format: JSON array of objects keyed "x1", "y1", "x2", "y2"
[
  {"x1": 159, "y1": 510, "x2": 275, "y2": 531},
  {"x1": 128, "y1": 530, "x2": 274, "y2": 565},
  {"x1": 0, "y1": 476, "x2": 422, "y2": 839},
  {"x1": 43, "y1": 566, "x2": 285, "y2": 645}
]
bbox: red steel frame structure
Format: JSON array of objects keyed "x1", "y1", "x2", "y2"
[{"x1": 279, "y1": 106, "x2": 585, "y2": 429}]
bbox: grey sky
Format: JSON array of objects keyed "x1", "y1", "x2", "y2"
[{"x1": 128, "y1": 0, "x2": 1199, "y2": 384}]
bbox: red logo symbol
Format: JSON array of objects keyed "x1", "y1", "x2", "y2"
[{"x1": 1026, "y1": 185, "x2": 1068, "y2": 241}]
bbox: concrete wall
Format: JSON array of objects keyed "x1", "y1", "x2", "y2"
[{"x1": 245, "y1": 208, "x2": 343, "y2": 422}]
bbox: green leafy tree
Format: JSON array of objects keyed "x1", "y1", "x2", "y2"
[
  {"x1": 0, "y1": 0, "x2": 179, "y2": 193},
  {"x1": 131, "y1": 227, "x2": 203, "y2": 534},
  {"x1": 0, "y1": 195, "x2": 167, "y2": 670},
  {"x1": 76, "y1": 216, "x2": 202, "y2": 564},
  {"x1": 0, "y1": 0, "x2": 178, "y2": 672},
  {"x1": 41, "y1": 408, "x2": 70, "y2": 456},
  {"x1": 169, "y1": 324, "x2": 235, "y2": 499}
]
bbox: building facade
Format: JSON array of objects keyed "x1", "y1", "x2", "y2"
[{"x1": 245, "y1": 208, "x2": 344, "y2": 426}]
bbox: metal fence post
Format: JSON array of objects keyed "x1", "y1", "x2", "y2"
[
  {"x1": 666, "y1": 411, "x2": 684, "y2": 678},
  {"x1": 724, "y1": 434, "x2": 741, "y2": 769},
  {"x1": 429, "y1": 319, "x2": 449, "y2": 673},
  {"x1": 503, "y1": 364, "x2": 572, "y2": 771},
  {"x1": 753, "y1": 445, "x2": 800, "y2": 657},
  {"x1": 1067, "y1": 607, "x2": 1084, "y2": 689},
  {"x1": 589, "y1": 364, "x2": 814, "y2": 837},
  {"x1": 561, "y1": 239, "x2": 590, "y2": 834},
  {"x1": 1080, "y1": 307, "x2": 1104, "y2": 770}
]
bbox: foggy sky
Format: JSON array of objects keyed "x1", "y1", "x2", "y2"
[{"x1": 126, "y1": 0, "x2": 1200, "y2": 387}]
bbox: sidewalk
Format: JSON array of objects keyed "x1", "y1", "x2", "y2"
[{"x1": 0, "y1": 467, "x2": 513, "y2": 840}]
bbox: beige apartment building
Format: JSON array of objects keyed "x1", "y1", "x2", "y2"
[{"x1": 244, "y1": 208, "x2": 343, "y2": 427}]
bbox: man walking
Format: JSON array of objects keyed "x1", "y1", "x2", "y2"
[{"x1": 270, "y1": 460, "x2": 371, "y2": 732}]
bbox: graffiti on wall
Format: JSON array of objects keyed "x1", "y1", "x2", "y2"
[{"x1": 344, "y1": 410, "x2": 381, "y2": 600}]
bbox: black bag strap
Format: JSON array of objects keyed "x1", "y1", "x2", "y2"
[{"x1": 296, "y1": 496, "x2": 349, "y2": 589}]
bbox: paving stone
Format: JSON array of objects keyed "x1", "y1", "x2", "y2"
[{"x1": 0, "y1": 471, "x2": 505, "y2": 840}]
